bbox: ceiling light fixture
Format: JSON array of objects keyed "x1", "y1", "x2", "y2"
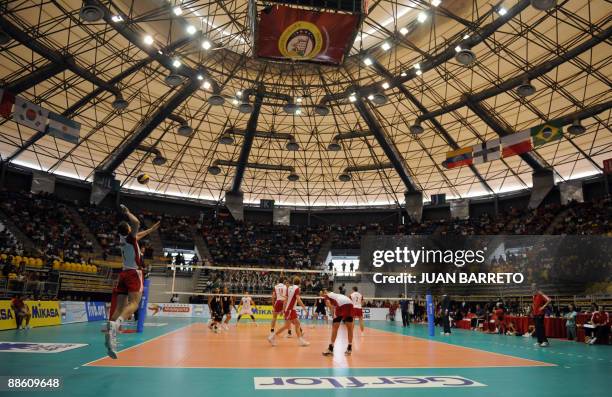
[
  {"x1": 381, "y1": 82, "x2": 390, "y2": 89},
  {"x1": 79, "y1": 0, "x2": 104, "y2": 22},
  {"x1": 431, "y1": 0, "x2": 442, "y2": 7},
  {"x1": 409, "y1": 121, "x2": 424, "y2": 134},
  {"x1": 143, "y1": 35, "x2": 154, "y2": 45},
  {"x1": 381, "y1": 41, "x2": 391, "y2": 51},
  {"x1": 498, "y1": 7, "x2": 507, "y2": 16},
  {"x1": 531, "y1": 0, "x2": 557, "y2": 11},
  {"x1": 202, "y1": 81, "x2": 211, "y2": 90},
  {"x1": 111, "y1": 15, "x2": 124, "y2": 23},
  {"x1": 516, "y1": 78, "x2": 536, "y2": 97},
  {"x1": 399, "y1": 27, "x2": 409, "y2": 35},
  {"x1": 567, "y1": 119, "x2": 586, "y2": 135},
  {"x1": 417, "y1": 12, "x2": 428, "y2": 23},
  {"x1": 202, "y1": 40, "x2": 212, "y2": 50},
  {"x1": 173, "y1": 6, "x2": 182, "y2": 16},
  {"x1": 363, "y1": 57, "x2": 373, "y2": 66},
  {"x1": 172, "y1": 59, "x2": 181, "y2": 68},
  {"x1": 186, "y1": 25, "x2": 197, "y2": 35}
]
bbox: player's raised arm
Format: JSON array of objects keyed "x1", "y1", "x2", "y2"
[
  {"x1": 136, "y1": 221, "x2": 160, "y2": 241},
  {"x1": 120, "y1": 204, "x2": 140, "y2": 236}
]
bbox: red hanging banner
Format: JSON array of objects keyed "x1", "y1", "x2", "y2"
[{"x1": 256, "y1": 5, "x2": 359, "y2": 65}]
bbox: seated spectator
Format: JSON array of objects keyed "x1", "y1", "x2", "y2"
[{"x1": 588, "y1": 304, "x2": 610, "y2": 345}]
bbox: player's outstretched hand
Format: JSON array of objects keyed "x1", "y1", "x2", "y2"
[
  {"x1": 119, "y1": 204, "x2": 129, "y2": 214},
  {"x1": 151, "y1": 221, "x2": 161, "y2": 231}
]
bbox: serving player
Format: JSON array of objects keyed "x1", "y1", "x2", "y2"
[
  {"x1": 105, "y1": 204, "x2": 159, "y2": 359},
  {"x1": 320, "y1": 288, "x2": 354, "y2": 356},
  {"x1": 267, "y1": 276, "x2": 310, "y2": 347},
  {"x1": 236, "y1": 291, "x2": 258, "y2": 325},
  {"x1": 350, "y1": 286, "x2": 364, "y2": 333},
  {"x1": 270, "y1": 277, "x2": 287, "y2": 336}
]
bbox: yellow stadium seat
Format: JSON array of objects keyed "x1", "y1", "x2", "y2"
[
  {"x1": 91, "y1": 265, "x2": 97, "y2": 273},
  {"x1": 53, "y1": 263, "x2": 60, "y2": 270},
  {"x1": 35, "y1": 258, "x2": 43, "y2": 267},
  {"x1": 0, "y1": 253, "x2": 6, "y2": 260}
]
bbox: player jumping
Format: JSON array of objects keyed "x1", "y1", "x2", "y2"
[
  {"x1": 105, "y1": 204, "x2": 159, "y2": 359},
  {"x1": 267, "y1": 276, "x2": 309, "y2": 347},
  {"x1": 320, "y1": 288, "x2": 354, "y2": 356}
]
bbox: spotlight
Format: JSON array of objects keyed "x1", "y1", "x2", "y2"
[
  {"x1": 202, "y1": 40, "x2": 212, "y2": 50},
  {"x1": 349, "y1": 94, "x2": 357, "y2": 103},
  {"x1": 201, "y1": 80, "x2": 211, "y2": 90},
  {"x1": 186, "y1": 25, "x2": 197, "y2": 35},
  {"x1": 165, "y1": 73, "x2": 183, "y2": 86},
  {"x1": 208, "y1": 94, "x2": 225, "y2": 106},
  {"x1": 417, "y1": 12, "x2": 428, "y2": 23},
  {"x1": 236, "y1": 91, "x2": 243, "y2": 97},
  {"x1": 371, "y1": 93, "x2": 388, "y2": 105},
  {"x1": 152, "y1": 155, "x2": 167, "y2": 166},
  {"x1": 400, "y1": 71, "x2": 407, "y2": 77},
  {"x1": 173, "y1": 6, "x2": 183, "y2": 16},
  {"x1": 197, "y1": 74, "x2": 203, "y2": 80},
  {"x1": 567, "y1": 119, "x2": 586, "y2": 135},
  {"x1": 112, "y1": 95, "x2": 129, "y2": 110},
  {"x1": 111, "y1": 15, "x2": 124, "y2": 23},
  {"x1": 455, "y1": 47, "x2": 476, "y2": 65},
  {"x1": 399, "y1": 27, "x2": 409, "y2": 35},
  {"x1": 381, "y1": 42, "x2": 391, "y2": 51},
  {"x1": 498, "y1": 7, "x2": 507, "y2": 16},
  {"x1": 416, "y1": 69, "x2": 423, "y2": 76},
  {"x1": 338, "y1": 173, "x2": 351, "y2": 182},
  {"x1": 238, "y1": 101, "x2": 253, "y2": 113},
  {"x1": 516, "y1": 79, "x2": 536, "y2": 97},
  {"x1": 296, "y1": 97, "x2": 303, "y2": 103},
  {"x1": 295, "y1": 108, "x2": 302, "y2": 115},
  {"x1": 327, "y1": 142, "x2": 341, "y2": 151},
  {"x1": 381, "y1": 82, "x2": 390, "y2": 89},
  {"x1": 431, "y1": 0, "x2": 442, "y2": 6},
  {"x1": 315, "y1": 105, "x2": 330, "y2": 116},
  {"x1": 287, "y1": 173, "x2": 299, "y2": 182},
  {"x1": 79, "y1": 0, "x2": 104, "y2": 22},
  {"x1": 172, "y1": 59, "x2": 181, "y2": 68},
  {"x1": 531, "y1": 0, "x2": 557, "y2": 10},
  {"x1": 363, "y1": 57, "x2": 373, "y2": 66},
  {"x1": 178, "y1": 124, "x2": 193, "y2": 137},
  {"x1": 143, "y1": 35, "x2": 154, "y2": 45},
  {"x1": 208, "y1": 165, "x2": 222, "y2": 175},
  {"x1": 283, "y1": 103, "x2": 298, "y2": 114},
  {"x1": 232, "y1": 99, "x2": 239, "y2": 105},
  {"x1": 286, "y1": 141, "x2": 300, "y2": 151},
  {"x1": 414, "y1": 63, "x2": 421, "y2": 70},
  {"x1": 219, "y1": 134, "x2": 234, "y2": 145},
  {"x1": 409, "y1": 121, "x2": 424, "y2": 135},
  {"x1": 368, "y1": 95, "x2": 374, "y2": 100}
]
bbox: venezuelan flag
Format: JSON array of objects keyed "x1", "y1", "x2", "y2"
[{"x1": 442, "y1": 147, "x2": 473, "y2": 169}]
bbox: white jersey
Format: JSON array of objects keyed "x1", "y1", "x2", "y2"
[
  {"x1": 240, "y1": 296, "x2": 252, "y2": 311},
  {"x1": 325, "y1": 292, "x2": 352, "y2": 307},
  {"x1": 350, "y1": 291, "x2": 363, "y2": 309},
  {"x1": 285, "y1": 285, "x2": 301, "y2": 311},
  {"x1": 119, "y1": 234, "x2": 141, "y2": 270},
  {"x1": 274, "y1": 283, "x2": 287, "y2": 302}
]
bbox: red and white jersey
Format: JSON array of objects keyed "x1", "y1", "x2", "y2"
[
  {"x1": 324, "y1": 292, "x2": 352, "y2": 307},
  {"x1": 285, "y1": 285, "x2": 301, "y2": 311},
  {"x1": 273, "y1": 283, "x2": 287, "y2": 302},
  {"x1": 120, "y1": 234, "x2": 142, "y2": 270},
  {"x1": 350, "y1": 291, "x2": 363, "y2": 309}
]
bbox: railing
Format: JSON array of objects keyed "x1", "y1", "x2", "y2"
[{"x1": 0, "y1": 279, "x2": 59, "y2": 298}]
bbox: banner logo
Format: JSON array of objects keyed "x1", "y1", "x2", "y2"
[
  {"x1": 85, "y1": 302, "x2": 107, "y2": 322},
  {"x1": 278, "y1": 21, "x2": 323, "y2": 60},
  {"x1": 0, "y1": 342, "x2": 87, "y2": 354},
  {"x1": 254, "y1": 376, "x2": 486, "y2": 390}
]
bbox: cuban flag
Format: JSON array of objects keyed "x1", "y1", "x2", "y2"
[
  {"x1": 47, "y1": 112, "x2": 81, "y2": 144},
  {"x1": 14, "y1": 97, "x2": 49, "y2": 132}
]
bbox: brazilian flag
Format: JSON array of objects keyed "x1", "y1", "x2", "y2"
[{"x1": 530, "y1": 120, "x2": 563, "y2": 147}]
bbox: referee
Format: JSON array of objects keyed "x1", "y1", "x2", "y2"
[{"x1": 399, "y1": 294, "x2": 410, "y2": 327}]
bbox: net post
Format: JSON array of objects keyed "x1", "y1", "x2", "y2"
[
  {"x1": 137, "y1": 278, "x2": 150, "y2": 333},
  {"x1": 426, "y1": 293, "x2": 434, "y2": 337}
]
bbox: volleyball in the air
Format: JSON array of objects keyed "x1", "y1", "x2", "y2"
[{"x1": 137, "y1": 173, "x2": 150, "y2": 184}]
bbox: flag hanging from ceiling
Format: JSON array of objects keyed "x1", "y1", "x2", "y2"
[
  {"x1": 14, "y1": 97, "x2": 49, "y2": 132},
  {"x1": 0, "y1": 89, "x2": 15, "y2": 118},
  {"x1": 530, "y1": 120, "x2": 563, "y2": 147},
  {"x1": 47, "y1": 112, "x2": 81, "y2": 144},
  {"x1": 442, "y1": 147, "x2": 473, "y2": 169},
  {"x1": 501, "y1": 130, "x2": 532, "y2": 158},
  {"x1": 472, "y1": 138, "x2": 500, "y2": 164},
  {"x1": 256, "y1": 5, "x2": 360, "y2": 65}
]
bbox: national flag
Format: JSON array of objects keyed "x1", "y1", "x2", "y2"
[
  {"x1": 472, "y1": 138, "x2": 500, "y2": 164},
  {"x1": 47, "y1": 112, "x2": 81, "y2": 144},
  {"x1": 442, "y1": 147, "x2": 473, "y2": 169},
  {"x1": 530, "y1": 120, "x2": 563, "y2": 147},
  {"x1": 14, "y1": 97, "x2": 49, "y2": 132},
  {"x1": 0, "y1": 89, "x2": 15, "y2": 118},
  {"x1": 501, "y1": 130, "x2": 532, "y2": 158}
]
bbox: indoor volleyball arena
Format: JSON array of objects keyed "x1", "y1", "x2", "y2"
[{"x1": 0, "y1": 0, "x2": 611, "y2": 396}]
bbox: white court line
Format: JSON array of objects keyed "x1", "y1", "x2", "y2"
[
  {"x1": 82, "y1": 323, "x2": 197, "y2": 367},
  {"x1": 366, "y1": 326, "x2": 557, "y2": 367}
]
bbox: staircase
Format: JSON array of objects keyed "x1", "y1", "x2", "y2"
[
  {"x1": 191, "y1": 225, "x2": 213, "y2": 292},
  {"x1": 0, "y1": 209, "x2": 37, "y2": 253},
  {"x1": 66, "y1": 207, "x2": 104, "y2": 257}
]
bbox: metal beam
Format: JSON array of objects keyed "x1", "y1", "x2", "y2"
[
  {"x1": 353, "y1": 96, "x2": 418, "y2": 192},
  {"x1": 554, "y1": 100, "x2": 612, "y2": 126},
  {"x1": 215, "y1": 159, "x2": 294, "y2": 172},
  {"x1": 320, "y1": 0, "x2": 532, "y2": 105},
  {"x1": 370, "y1": 60, "x2": 495, "y2": 195},
  {"x1": 98, "y1": 79, "x2": 200, "y2": 173},
  {"x1": 345, "y1": 163, "x2": 393, "y2": 173},
  {"x1": 93, "y1": 0, "x2": 220, "y2": 93},
  {"x1": 0, "y1": 14, "x2": 120, "y2": 97},
  {"x1": 466, "y1": 100, "x2": 545, "y2": 171},
  {"x1": 226, "y1": 127, "x2": 295, "y2": 141},
  {"x1": 418, "y1": 26, "x2": 612, "y2": 122},
  {"x1": 3, "y1": 61, "x2": 66, "y2": 94},
  {"x1": 230, "y1": 91, "x2": 264, "y2": 193}
]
